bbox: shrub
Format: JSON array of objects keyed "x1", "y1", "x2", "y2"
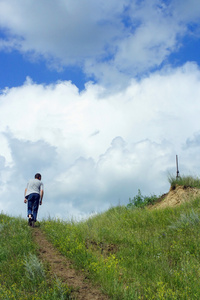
[
  {"x1": 24, "y1": 253, "x2": 45, "y2": 282},
  {"x1": 169, "y1": 209, "x2": 200, "y2": 230},
  {"x1": 127, "y1": 189, "x2": 158, "y2": 209}
]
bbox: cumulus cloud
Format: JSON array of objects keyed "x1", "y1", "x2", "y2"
[
  {"x1": 0, "y1": 0, "x2": 124, "y2": 64},
  {"x1": 0, "y1": 0, "x2": 200, "y2": 85},
  {"x1": 1, "y1": 63, "x2": 200, "y2": 219}
]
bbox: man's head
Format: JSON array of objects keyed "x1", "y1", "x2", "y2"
[{"x1": 35, "y1": 173, "x2": 42, "y2": 180}]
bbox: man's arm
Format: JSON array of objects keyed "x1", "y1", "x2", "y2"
[
  {"x1": 24, "y1": 188, "x2": 27, "y2": 203},
  {"x1": 40, "y1": 190, "x2": 44, "y2": 205}
]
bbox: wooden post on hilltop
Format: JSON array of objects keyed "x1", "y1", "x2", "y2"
[{"x1": 176, "y1": 155, "x2": 180, "y2": 178}]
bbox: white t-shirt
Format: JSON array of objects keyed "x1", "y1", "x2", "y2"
[{"x1": 25, "y1": 179, "x2": 44, "y2": 197}]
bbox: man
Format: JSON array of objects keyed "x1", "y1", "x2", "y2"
[{"x1": 24, "y1": 173, "x2": 44, "y2": 227}]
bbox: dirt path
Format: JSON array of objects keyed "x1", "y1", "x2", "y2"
[{"x1": 32, "y1": 228, "x2": 109, "y2": 300}]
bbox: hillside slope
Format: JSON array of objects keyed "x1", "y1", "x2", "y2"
[
  {"x1": 150, "y1": 185, "x2": 200, "y2": 209},
  {"x1": 41, "y1": 186, "x2": 200, "y2": 300},
  {"x1": 33, "y1": 228, "x2": 109, "y2": 300}
]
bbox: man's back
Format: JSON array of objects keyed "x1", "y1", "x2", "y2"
[{"x1": 26, "y1": 178, "x2": 43, "y2": 196}]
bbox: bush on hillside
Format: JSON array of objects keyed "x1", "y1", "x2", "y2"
[
  {"x1": 169, "y1": 209, "x2": 200, "y2": 230},
  {"x1": 127, "y1": 189, "x2": 159, "y2": 209}
]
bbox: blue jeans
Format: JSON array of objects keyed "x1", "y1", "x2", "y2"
[{"x1": 27, "y1": 193, "x2": 40, "y2": 222}]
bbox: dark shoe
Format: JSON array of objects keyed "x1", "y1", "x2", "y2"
[{"x1": 28, "y1": 214, "x2": 32, "y2": 226}]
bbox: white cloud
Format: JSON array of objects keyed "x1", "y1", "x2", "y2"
[
  {"x1": 0, "y1": 0, "x2": 200, "y2": 85},
  {"x1": 0, "y1": 0, "x2": 124, "y2": 63},
  {"x1": 172, "y1": 0, "x2": 200, "y2": 23},
  {"x1": 1, "y1": 63, "x2": 200, "y2": 219}
]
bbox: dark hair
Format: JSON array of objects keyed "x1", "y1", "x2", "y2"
[{"x1": 35, "y1": 173, "x2": 42, "y2": 180}]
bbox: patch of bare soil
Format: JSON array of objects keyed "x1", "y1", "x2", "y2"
[
  {"x1": 32, "y1": 228, "x2": 110, "y2": 300},
  {"x1": 149, "y1": 185, "x2": 200, "y2": 210},
  {"x1": 85, "y1": 240, "x2": 118, "y2": 257}
]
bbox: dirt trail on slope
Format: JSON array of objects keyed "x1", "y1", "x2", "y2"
[{"x1": 32, "y1": 228, "x2": 109, "y2": 300}]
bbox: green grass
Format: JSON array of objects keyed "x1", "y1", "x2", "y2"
[
  {"x1": 41, "y1": 196, "x2": 200, "y2": 299},
  {"x1": 2, "y1": 175, "x2": 200, "y2": 299},
  {"x1": 168, "y1": 175, "x2": 200, "y2": 189},
  {"x1": 0, "y1": 214, "x2": 71, "y2": 300}
]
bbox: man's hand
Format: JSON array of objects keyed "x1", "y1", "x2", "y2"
[
  {"x1": 24, "y1": 198, "x2": 27, "y2": 203},
  {"x1": 40, "y1": 200, "x2": 42, "y2": 205}
]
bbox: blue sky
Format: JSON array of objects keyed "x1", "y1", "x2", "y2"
[
  {"x1": 0, "y1": 49, "x2": 89, "y2": 91},
  {"x1": 1, "y1": 0, "x2": 200, "y2": 220},
  {"x1": 1, "y1": 33, "x2": 200, "y2": 91}
]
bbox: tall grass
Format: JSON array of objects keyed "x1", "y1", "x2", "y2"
[
  {"x1": 42, "y1": 195, "x2": 200, "y2": 299},
  {"x1": 168, "y1": 175, "x2": 200, "y2": 189},
  {"x1": 0, "y1": 213, "x2": 71, "y2": 299}
]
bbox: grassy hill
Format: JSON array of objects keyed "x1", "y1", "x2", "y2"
[
  {"x1": 0, "y1": 215, "x2": 71, "y2": 299},
  {"x1": 1, "y1": 176, "x2": 200, "y2": 299}
]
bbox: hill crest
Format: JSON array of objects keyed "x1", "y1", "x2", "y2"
[{"x1": 150, "y1": 185, "x2": 200, "y2": 209}]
